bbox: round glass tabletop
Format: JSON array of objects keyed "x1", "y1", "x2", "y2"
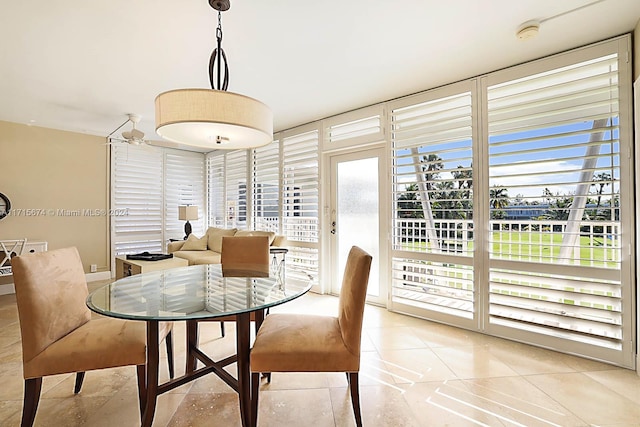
[{"x1": 87, "y1": 264, "x2": 312, "y2": 321}]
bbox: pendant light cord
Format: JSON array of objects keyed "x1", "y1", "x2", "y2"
[{"x1": 209, "y1": 10, "x2": 229, "y2": 91}]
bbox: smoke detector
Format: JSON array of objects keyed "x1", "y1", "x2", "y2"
[{"x1": 516, "y1": 21, "x2": 540, "y2": 41}]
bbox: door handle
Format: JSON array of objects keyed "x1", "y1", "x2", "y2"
[{"x1": 331, "y1": 221, "x2": 336, "y2": 234}]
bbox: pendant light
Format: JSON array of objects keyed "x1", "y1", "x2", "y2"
[{"x1": 155, "y1": 0, "x2": 273, "y2": 150}]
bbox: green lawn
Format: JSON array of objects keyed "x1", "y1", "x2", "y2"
[
  {"x1": 400, "y1": 231, "x2": 619, "y2": 267},
  {"x1": 491, "y1": 231, "x2": 619, "y2": 267}
]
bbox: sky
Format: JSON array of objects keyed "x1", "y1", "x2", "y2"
[{"x1": 394, "y1": 119, "x2": 620, "y2": 203}]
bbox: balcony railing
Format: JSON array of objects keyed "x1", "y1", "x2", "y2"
[{"x1": 394, "y1": 218, "x2": 621, "y2": 268}]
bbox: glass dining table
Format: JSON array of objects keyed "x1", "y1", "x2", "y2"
[{"x1": 87, "y1": 263, "x2": 312, "y2": 427}]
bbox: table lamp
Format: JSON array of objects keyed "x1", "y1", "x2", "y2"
[{"x1": 178, "y1": 205, "x2": 199, "y2": 240}]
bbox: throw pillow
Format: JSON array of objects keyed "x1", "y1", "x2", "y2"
[
  {"x1": 181, "y1": 233, "x2": 208, "y2": 251},
  {"x1": 206, "y1": 227, "x2": 237, "y2": 253},
  {"x1": 235, "y1": 230, "x2": 276, "y2": 245}
]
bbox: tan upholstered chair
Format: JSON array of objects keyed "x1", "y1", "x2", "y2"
[
  {"x1": 221, "y1": 235, "x2": 270, "y2": 277},
  {"x1": 211, "y1": 235, "x2": 271, "y2": 337},
  {"x1": 250, "y1": 246, "x2": 372, "y2": 427},
  {"x1": 12, "y1": 247, "x2": 174, "y2": 427}
]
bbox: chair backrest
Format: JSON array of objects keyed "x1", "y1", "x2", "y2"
[
  {"x1": 337, "y1": 246, "x2": 372, "y2": 356},
  {"x1": 11, "y1": 247, "x2": 91, "y2": 364},
  {"x1": 221, "y1": 236, "x2": 270, "y2": 277}
]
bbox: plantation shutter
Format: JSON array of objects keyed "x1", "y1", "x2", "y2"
[
  {"x1": 165, "y1": 150, "x2": 206, "y2": 240},
  {"x1": 485, "y1": 50, "x2": 625, "y2": 354},
  {"x1": 207, "y1": 154, "x2": 225, "y2": 227},
  {"x1": 252, "y1": 140, "x2": 280, "y2": 232},
  {"x1": 225, "y1": 150, "x2": 248, "y2": 229},
  {"x1": 391, "y1": 90, "x2": 474, "y2": 255},
  {"x1": 282, "y1": 128, "x2": 320, "y2": 279},
  {"x1": 111, "y1": 145, "x2": 163, "y2": 254},
  {"x1": 282, "y1": 129, "x2": 319, "y2": 241},
  {"x1": 324, "y1": 106, "x2": 385, "y2": 149},
  {"x1": 326, "y1": 115, "x2": 381, "y2": 142},
  {"x1": 389, "y1": 86, "x2": 475, "y2": 321}
]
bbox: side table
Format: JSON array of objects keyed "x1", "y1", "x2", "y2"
[
  {"x1": 115, "y1": 256, "x2": 189, "y2": 279},
  {"x1": 269, "y1": 247, "x2": 288, "y2": 281}
]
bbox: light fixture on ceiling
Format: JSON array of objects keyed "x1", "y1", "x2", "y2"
[
  {"x1": 155, "y1": 0, "x2": 273, "y2": 150},
  {"x1": 516, "y1": 21, "x2": 540, "y2": 41},
  {"x1": 107, "y1": 113, "x2": 146, "y2": 145}
]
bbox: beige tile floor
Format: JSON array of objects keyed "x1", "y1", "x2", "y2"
[{"x1": 2, "y1": 280, "x2": 640, "y2": 426}]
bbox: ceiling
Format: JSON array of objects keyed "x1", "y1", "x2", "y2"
[{"x1": 1, "y1": 0, "x2": 639, "y2": 151}]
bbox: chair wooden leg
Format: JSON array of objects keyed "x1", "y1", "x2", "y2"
[
  {"x1": 73, "y1": 372, "x2": 86, "y2": 394},
  {"x1": 251, "y1": 372, "x2": 260, "y2": 427},
  {"x1": 348, "y1": 372, "x2": 363, "y2": 427},
  {"x1": 21, "y1": 377, "x2": 42, "y2": 427},
  {"x1": 165, "y1": 330, "x2": 175, "y2": 379},
  {"x1": 255, "y1": 309, "x2": 265, "y2": 332},
  {"x1": 136, "y1": 364, "x2": 147, "y2": 420},
  {"x1": 220, "y1": 322, "x2": 225, "y2": 337}
]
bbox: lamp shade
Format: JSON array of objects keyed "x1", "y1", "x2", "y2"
[
  {"x1": 155, "y1": 89, "x2": 273, "y2": 150},
  {"x1": 178, "y1": 205, "x2": 199, "y2": 221}
]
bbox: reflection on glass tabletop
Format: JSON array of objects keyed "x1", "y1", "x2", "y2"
[{"x1": 87, "y1": 264, "x2": 312, "y2": 321}]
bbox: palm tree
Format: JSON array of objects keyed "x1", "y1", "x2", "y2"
[
  {"x1": 539, "y1": 189, "x2": 573, "y2": 222},
  {"x1": 421, "y1": 154, "x2": 443, "y2": 194},
  {"x1": 432, "y1": 180, "x2": 458, "y2": 219},
  {"x1": 591, "y1": 172, "x2": 612, "y2": 209},
  {"x1": 489, "y1": 187, "x2": 509, "y2": 209},
  {"x1": 397, "y1": 183, "x2": 424, "y2": 219},
  {"x1": 452, "y1": 165, "x2": 473, "y2": 219},
  {"x1": 489, "y1": 187, "x2": 509, "y2": 220},
  {"x1": 452, "y1": 165, "x2": 473, "y2": 191}
]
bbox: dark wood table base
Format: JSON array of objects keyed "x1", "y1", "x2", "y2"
[{"x1": 141, "y1": 310, "x2": 265, "y2": 427}]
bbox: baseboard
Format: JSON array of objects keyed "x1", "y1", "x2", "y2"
[
  {"x1": 0, "y1": 283, "x2": 15, "y2": 296},
  {"x1": 86, "y1": 271, "x2": 112, "y2": 282}
]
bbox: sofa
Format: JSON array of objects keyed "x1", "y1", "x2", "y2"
[{"x1": 167, "y1": 227, "x2": 283, "y2": 266}]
